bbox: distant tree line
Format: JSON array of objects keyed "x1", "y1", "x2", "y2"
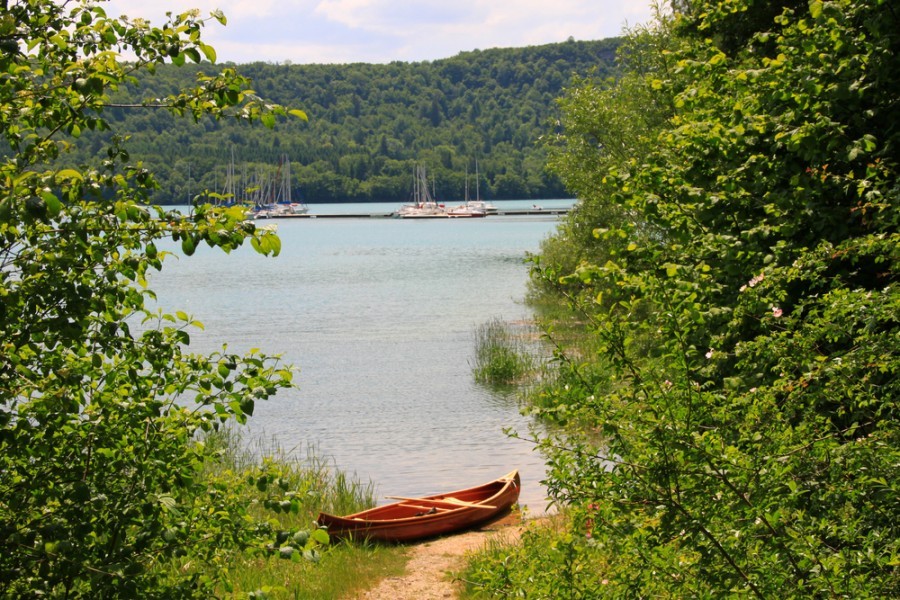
[{"x1": 71, "y1": 39, "x2": 620, "y2": 204}]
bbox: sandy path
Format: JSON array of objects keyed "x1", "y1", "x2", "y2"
[{"x1": 350, "y1": 514, "x2": 523, "y2": 600}]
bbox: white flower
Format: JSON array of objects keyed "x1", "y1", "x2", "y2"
[{"x1": 705, "y1": 349, "x2": 714, "y2": 359}]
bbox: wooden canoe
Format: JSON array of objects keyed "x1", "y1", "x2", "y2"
[{"x1": 316, "y1": 470, "x2": 520, "y2": 542}]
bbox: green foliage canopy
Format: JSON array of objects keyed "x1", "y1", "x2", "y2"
[
  {"x1": 0, "y1": 1, "x2": 305, "y2": 596},
  {"x1": 521, "y1": 0, "x2": 899, "y2": 596}
]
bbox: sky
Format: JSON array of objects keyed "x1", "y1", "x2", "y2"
[{"x1": 106, "y1": 0, "x2": 657, "y2": 65}]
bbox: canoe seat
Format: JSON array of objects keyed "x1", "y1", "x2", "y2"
[{"x1": 399, "y1": 502, "x2": 447, "y2": 515}]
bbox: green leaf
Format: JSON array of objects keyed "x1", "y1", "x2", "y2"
[
  {"x1": 41, "y1": 192, "x2": 62, "y2": 217},
  {"x1": 199, "y1": 42, "x2": 217, "y2": 63},
  {"x1": 240, "y1": 398, "x2": 255, "y2": 416},
  {"x1": 181, "y1": 235, "x2": 196, "y2": 256},
  {"x1": 311, "y1": 529, "x2": 330, "y2": 545},
  {"x1": 158, "y1": 495, "x2": 177, "y2": 513},
  {"x1": 809, "y1": 0, "x2": 823, "y2": 19},
  {"x1": 57, "y1": 169, "x2": 83, "y2": 182},
  {"x1": 184, "y1": 47, "x2": 201, "y2": 64},
  {"x1": 267, "y1": 236, "x2": 282, "y2": 257}
]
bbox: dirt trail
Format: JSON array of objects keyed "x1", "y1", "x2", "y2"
[{"x1": 350, "y1": 514, "x2": 523, "y2": 600}]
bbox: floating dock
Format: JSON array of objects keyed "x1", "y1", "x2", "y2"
[{"x1": 257, "y1": 208, "x2": 569, "y2": 220}]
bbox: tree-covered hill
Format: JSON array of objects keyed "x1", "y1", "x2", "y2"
[{"x1": 95, "y1": 39, "x2": 620, "y2": 204}]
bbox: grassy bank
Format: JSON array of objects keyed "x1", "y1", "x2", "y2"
[
  {"x1": 228, "y1": 541, "x2": 406, "y2": 599},
  {"x1": 199, "y1": 430, "x2": 408, "y2": 599}
]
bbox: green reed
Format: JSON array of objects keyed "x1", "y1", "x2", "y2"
[{"x1": 472, "y1": 317, "x2": 541, "y2": 386}]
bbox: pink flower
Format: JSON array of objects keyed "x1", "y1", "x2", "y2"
[
  {"x1": 747, "y1": 272, "x2": 765, "y2": 288},
  {"x1": 772, "y1": 307, "x2": 783, "y2": 318},
  {"x1": 705, "y1": 349, "x2": 714, "y2": 359}
]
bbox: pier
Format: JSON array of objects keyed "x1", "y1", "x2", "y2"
[{"x1": 257, "y1": 207, "x2": 570, "y2": 219}]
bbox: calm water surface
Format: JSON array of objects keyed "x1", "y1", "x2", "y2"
[{"x1": 149, "y1": 200, "x2": 573, "y2": 512}]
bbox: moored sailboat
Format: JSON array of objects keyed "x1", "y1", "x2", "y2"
[
  {"x1": 251, "y1": 155, "x2": 308, "y2": 218},
  {"x1": 446, "y1": 160, "x2": 495, "y2": 217},
  {"x1": 394, "y1": 165, "x2": 449, "y2": 218}
]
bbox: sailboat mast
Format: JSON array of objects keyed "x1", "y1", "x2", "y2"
[
  {"x1": 465, "y1": 164, "x2": 469, "y2": 204},
  {"x1": 475, "y1": 159, "x2": 481, "y2": 201}
]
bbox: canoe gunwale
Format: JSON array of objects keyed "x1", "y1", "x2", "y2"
[{"x1": 317, "y1": 470, "x2": 520, "y2": 543}]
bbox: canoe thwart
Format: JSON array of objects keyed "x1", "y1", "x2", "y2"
[{"x1": 384, "y1": 495, "x2": 497, "y2": 509}]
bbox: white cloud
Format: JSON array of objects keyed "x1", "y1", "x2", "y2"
[
  {"x1": 313, "y1": 0, "x2": 376, "y2": 29},
  {"x1": 104, "y1": 0, "x2": 656, "y2": 64}
]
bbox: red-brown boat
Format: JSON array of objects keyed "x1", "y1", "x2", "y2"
[{"x1": 316, "y1": 470, "x2": 520, "y2": 542}]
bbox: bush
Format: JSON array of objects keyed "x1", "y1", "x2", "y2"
[
  {"x1": 0, "y1": 2, "x2": 303, "y2": 596},
  {"x1": 501, "y1": 1, "x2": 900, "y2": 597}
]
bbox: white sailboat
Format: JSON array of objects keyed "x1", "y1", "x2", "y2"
[
  {"x1": 251, "y1": 155, "x2": 308, "y2": 219},
  {"x1": 395, "y1": 165, "x2": 449, "y2": 218},
  {"x1": 446, "y1": 161, "x2": 495, "y2": 217}
]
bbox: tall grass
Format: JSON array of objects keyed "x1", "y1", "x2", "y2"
[
  {"x1": 472, "y1": 318, "x2": 542, "y2": 386},
  {"x1": 205, "y1": 429, "x2": 378, "y2": 517},
  {"x1": 200, "y1": 428, "x2": 407, "y2": 599},
  {"x1": 227, "y1": 541, "x2": 407, "y2": 600}
]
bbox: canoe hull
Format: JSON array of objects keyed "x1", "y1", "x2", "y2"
[{"x1": 317, "y1": 470, "x2": 520, "y2": 543}]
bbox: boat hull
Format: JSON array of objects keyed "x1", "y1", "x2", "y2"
[{"x1": 317, "y1": 470, "x2": 520, "y2": 542}]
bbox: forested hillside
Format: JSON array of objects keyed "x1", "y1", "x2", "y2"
[{"x1": 90, "y1": 39, "x2": 619, "y2": 204}]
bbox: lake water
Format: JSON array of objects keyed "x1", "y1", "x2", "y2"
[{"x1": 148, "y1": 200, "x2": 573, "y2": 513}]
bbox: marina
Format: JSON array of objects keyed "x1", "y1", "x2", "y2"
[{"x1": 255, "y1": 206, "x2": 569, "y2": 219}]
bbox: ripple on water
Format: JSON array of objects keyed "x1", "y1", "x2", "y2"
[{"x1": 148, "y1": 207, "x2": 571, "y2": 513}]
